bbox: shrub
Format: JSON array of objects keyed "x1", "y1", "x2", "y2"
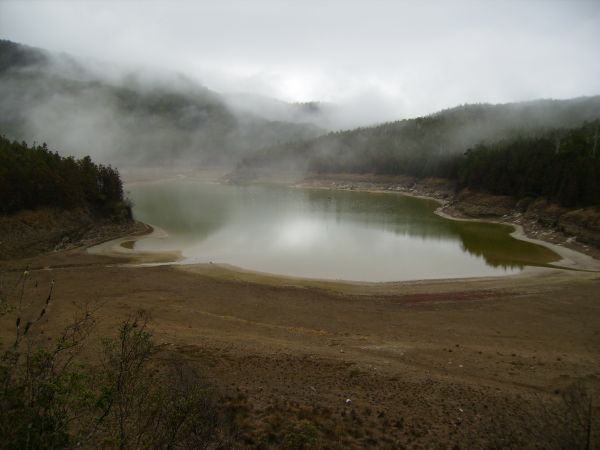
[{"x1": 0, "y1": 273, "x2": 234, "y2": 449}]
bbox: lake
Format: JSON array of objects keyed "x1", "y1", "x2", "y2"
[{"x1": 127, "y1": 179, "x2": 558, "y2": 282}]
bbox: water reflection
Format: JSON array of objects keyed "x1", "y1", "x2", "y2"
[{"x1": 128, "y1": 180, "x2": 558, "y2": 281}]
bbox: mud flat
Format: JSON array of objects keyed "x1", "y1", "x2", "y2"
[
  {"x1": 2, "y1": 176, "x2": 600, "y2": 448},
  {"x1": 0, "y1": 228, "x2": 596, "y2": 447},
  {"x1": 86, "y1": 224, "x2": 182, "y2": 264}
]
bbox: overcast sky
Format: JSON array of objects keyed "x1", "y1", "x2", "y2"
[{"x1": 1, "y1": 0, "x2": 600, "y2": 119}]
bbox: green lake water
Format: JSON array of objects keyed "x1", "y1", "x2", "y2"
[{"x1": 127, "y1": 179, "x2": 559, "y2": 282}]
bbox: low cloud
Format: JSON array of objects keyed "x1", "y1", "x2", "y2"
[{"x1": 1, "y1": 0, "x2": 598, "y2": 123}]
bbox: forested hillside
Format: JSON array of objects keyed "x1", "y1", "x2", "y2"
[
  {"x1": 458, "y1": 121, "x2": 600, "y2": 207},
  {"x1": 3, "y1": 40, "x2": 599, "y2": 208},
  {"x1": 240, "y1": 99, "x2": 600, "y2": 207},
  {"x1": 240, "y1": 97, "x2": 600, "y2": 175},
  {"x1": 0, "y1": 40, "x2": 322, "y2": 166},
  {"x1": 0, "y1": 135, "x2": 129, "y2": 216}
]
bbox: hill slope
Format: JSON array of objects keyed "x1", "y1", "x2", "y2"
[
  {"x1": 0, "y1": 135, "x2": 138, "y2": 259},
  {"x1": 240, "y1": 97, "x2": 600, "y2": 177},
  {"x1": 0, "y1": 40, "x2": 323, "y2": 167}
]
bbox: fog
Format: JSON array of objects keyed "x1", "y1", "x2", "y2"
[
  {"x1": 1, "y1": 0, "x2": 599, "y2": 125},
  {"x1": 0, "y1": 43, "x2": 323, "y2": 166},
  {"x1": 1, "y1": 1, "x2": 600, "y2": 170}
]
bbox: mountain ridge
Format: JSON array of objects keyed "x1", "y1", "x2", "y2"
[
  {"x1": 238, "y1": 95, "x2": 600, "y2": 175},
  {"x1": 0, "y1": 39, "x2": 324, "y2": 167}
]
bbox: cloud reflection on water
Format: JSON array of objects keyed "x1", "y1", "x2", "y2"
[{"x1": 129, "y1": 180, "x2": 557, "y2": 281}]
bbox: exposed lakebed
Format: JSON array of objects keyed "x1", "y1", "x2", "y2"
[{"x1": 127, "y1": 179, "x2": 558, "y2": 281}]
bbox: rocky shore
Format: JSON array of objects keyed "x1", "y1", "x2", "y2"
[
  {"x1": 296, "y1": 173, "x2": 600, "y2": 261},
  {"x1": 2, "y1": 172, "x2": 599, "y2": 448}
]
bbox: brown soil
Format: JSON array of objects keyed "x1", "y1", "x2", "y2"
[
  {"x1": 1, "y1": 243, "x2": 599, "y2": 448},
  {"x1": 2, "y1": 177, "x2": 600, "y2": 448},
  {"x1": 0, "y1": 207, "x2": 146, "y2": 261}
]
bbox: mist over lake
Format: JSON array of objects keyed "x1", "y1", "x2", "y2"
[
  {"x1": 3, "y1": 1, "x2": 600, "y2": 447},
  {"x1": 128, "y1": 179, "x2": 558, "y2": 281}
]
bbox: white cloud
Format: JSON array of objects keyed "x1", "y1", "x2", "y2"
[{"x1": 1, "y1": 0, "x2": 599, "y2": 120}]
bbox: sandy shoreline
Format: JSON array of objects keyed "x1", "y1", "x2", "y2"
[
  {"x1": 291, "y1": 180, "x2": 600, "y2": 272},
  {"x1": 4, "y1": 236, "x2": 600, "y2": 448},
  {"x1": 87, "y1": 178, "x2": 600, "y2": 282},
  {"x1": 434, "y1": 206, "x2": 600, "y2": 272},
  {"x1": 3, "y1": 176, "x2": 600, "y2": 448}
]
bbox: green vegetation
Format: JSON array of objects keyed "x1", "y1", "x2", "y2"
[
  {"x1": 0, "y1": 274, "x2": 234, "y2": 449},
  {"x1": 0, "y1": 135, "x2": 130, "y2": 217},
  {"x1": 458, "y1": 121, "x2": 600, "y2": 207},
  {"x1": 241, "y1": 103, "x2": 600, "y2": 207}
]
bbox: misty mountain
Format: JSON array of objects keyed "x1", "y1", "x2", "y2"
[
  {"x1": 239, "y1": 96, "x2": 600, "y2": 176},
  {"x1": 223, "y1": 92, "x2": 410, "y2": 131},
  {"x1": 0, "y1": 40, "x2": 323, "y2": 167},
  {"x1": 222, "y1": 93, "x2": 326, "y2": 126},
  {"x1": 221, "y1": 93, "x2": 356, "y2": 130}
]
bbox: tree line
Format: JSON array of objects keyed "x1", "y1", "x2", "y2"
[
  {"x1": 457, "y1": 121, "x2": 600, "y2": 207},
  {"x1": 0, "y1": 135, "x2": 129, "y2": 216},
  {"x1": 240, "y1": 116, "x2": 600, "y2": 208}
]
